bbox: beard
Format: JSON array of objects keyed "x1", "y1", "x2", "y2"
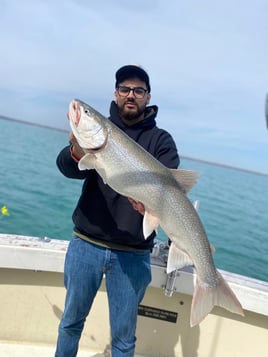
[{"x1": 118, "y1": 99, "x2": 147, "y2": 122}]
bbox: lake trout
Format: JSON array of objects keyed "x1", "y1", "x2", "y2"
[{"x1": 68, "y1": 98, "x2": 244, "y2": 326}]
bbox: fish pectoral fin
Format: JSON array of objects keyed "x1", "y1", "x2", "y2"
[
  {"x1": 143, "y1": 212, "x2": 159, "y2": 239},
  {"x1": 166, "y1": 242, "x2": 193, "y2": 274},
  {"x1": 170, "y1": 169, "x2": 199, "y2": 194},
  {"x1": 78, "y1": 153, "x2": 95, "y2": 171}
]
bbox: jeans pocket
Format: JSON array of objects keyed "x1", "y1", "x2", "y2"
[
  {"x1": 72, "y1": 234, "x2": 81, "y2": 241},
  {"x1": 131, "y1": 249, "x2": 151, "y2": 257}
]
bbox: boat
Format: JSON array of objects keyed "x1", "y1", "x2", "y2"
[{"x1": 0, "y1": 233, "x2": 267, "y2": 356}]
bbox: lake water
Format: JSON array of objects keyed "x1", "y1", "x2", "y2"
[{"x1": 0, "y1": 117, "x2": 267, "y2": 282}]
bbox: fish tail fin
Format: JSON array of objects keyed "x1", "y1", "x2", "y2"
[{"x1": 190, "y1": 271, "x2": 244, "y2": 327}]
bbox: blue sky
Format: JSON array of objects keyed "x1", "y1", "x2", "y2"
[{"x1": 1, "y1": 0, "x2": 268, "y2": 174}]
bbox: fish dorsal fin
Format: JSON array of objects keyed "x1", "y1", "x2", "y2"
[
  {"x1": 170, "y1": 169, "x2": 199, "y2": 193},
  {"x1": 143, "y1": 211, "x2": 160, "y2": 239},
  {"x1": 210, "y1": 243, "x2": 216, "y2": 254}
]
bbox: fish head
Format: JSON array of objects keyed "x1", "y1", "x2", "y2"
[{"x1": 69, "y1": 99, "x2": 107, "y2": 150}]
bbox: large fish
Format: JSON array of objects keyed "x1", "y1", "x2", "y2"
[{"x1": 68, "y1": 98, "x2": 244, "y2": 326}]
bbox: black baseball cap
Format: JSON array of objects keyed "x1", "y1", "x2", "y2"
[{"x1": 115, "y1": 65, "x2": 151, "y2": 93}]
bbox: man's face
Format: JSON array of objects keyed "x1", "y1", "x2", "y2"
[{"x1": 115, "y1": 77, "x2": 151, "y2": 124}]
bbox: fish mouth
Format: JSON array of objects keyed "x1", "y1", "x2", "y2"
[{"x1": 70, "y1": 100, "x2": 81, "y2": 126}]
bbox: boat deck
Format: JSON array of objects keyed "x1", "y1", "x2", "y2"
[
  {"x1": 0, "y1": 234, "x2": 267, "y2": 357},
  {"x1": 0, "y1": 343, "x2": 92, "y2": 357},
  {"x1": 0, "y1": 342, "x2": 146, "y2": 357}
]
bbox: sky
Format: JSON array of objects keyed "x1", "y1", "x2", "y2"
[{"x1": 0, "y1": 0, "x2": 268, "y2": 174}]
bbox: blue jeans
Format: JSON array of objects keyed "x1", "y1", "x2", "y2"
[{"x1": 55, "y1": 236, "x2": 151, "y2": 357}]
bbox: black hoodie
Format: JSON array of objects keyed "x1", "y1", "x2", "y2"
[{"x1": 56, "y1": 101, "x2": 180, "y2": 250}]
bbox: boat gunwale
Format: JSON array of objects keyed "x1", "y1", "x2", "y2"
[{"x1": 1, "y1": 233, "x2": 268, "y2": 317}]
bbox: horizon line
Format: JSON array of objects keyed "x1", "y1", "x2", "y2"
[{"x1": 1, "y1": 114, "x2": 267, "y2": 177}]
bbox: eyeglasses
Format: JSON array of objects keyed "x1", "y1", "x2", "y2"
[{"x1": 117, "y1": 85, "x2": 148, "y2": 99}]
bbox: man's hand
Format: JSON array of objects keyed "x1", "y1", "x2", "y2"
[
  {"x1": 128, "y1": 197, "x2": 145, "y2": 215},
  {"x1": 69, "y1": 132, "x2": 85, "y2": 162}
]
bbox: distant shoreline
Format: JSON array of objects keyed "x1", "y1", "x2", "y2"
[
  {"x1": 1, "y1": 114, "x2": 267, "y2": 177},
  {"x1": 181, "y1": 156, "x2": 268, "y2": 177},
  {"x1": 0, "y1": 114, "x2": 67, "y2": 133}
]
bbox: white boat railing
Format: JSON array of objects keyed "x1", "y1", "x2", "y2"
[{"x1": 0, "y1": 233, "x2": 268, "y2": 317}]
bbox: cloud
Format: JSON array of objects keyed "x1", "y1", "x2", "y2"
[{"x1": 0, "y1": 0, "x2": 268, "y2": 173}]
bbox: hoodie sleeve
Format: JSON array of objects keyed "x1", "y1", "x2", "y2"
[
  {"x1": 150, "y1": 129, "x2": 180, "y2": 169},
  {"x1": 56, "y1": 145, "x2": 89, "y2": 179}
]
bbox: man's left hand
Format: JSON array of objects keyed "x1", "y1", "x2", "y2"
[{"x1": 128, "y1": 198, "x2": 145, "y2": 215}]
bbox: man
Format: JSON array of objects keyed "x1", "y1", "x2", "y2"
[{"x1": 55, "y1": 65, "x2": 180, "y2": 357}]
